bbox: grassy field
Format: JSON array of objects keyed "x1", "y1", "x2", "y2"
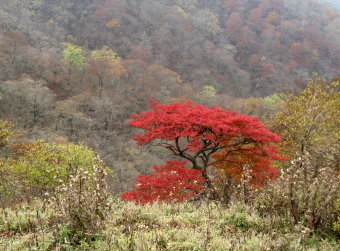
[{"x1": 1, "y1": 199, "x2": 338, "y2": 251}]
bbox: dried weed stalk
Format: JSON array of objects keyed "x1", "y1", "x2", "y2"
[
  {"x1": 254, "y1": 151, "x2": 339, "y2": 230},
  {"x1": 45, "y1": 158, "x2": 110, "y2": 244},
  {"x1": 213, "y1": 164, "x2": 254, "y2": 205}
]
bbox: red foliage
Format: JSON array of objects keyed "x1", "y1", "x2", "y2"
[
  {"x1": 212, "y1": 143, "x2": 280, "y2": 189},
  {"x1": 225, "y1": 13, "x2": 243, "y2": 42},
  {"x1": 236, "y1": 26, "x2": 257, "y2": 50},
  {"x1": 223, "y1": 0, "x2": 236, "y2": 11},
  {"x1": 129, "y1": 101, "x2": 283, "y2": 153},
  {"x1": 91, "y1": 0, "x2": 124, "y2": 22},
  {"x1": 248, "y1": 8, "x2": 264, "y2": 30},
  {"x1": 260, "y1": 62, "x2": 275, "y2": 78},
  {"x1": 126, "y1": 101, "x2": 285, "y2": 201},
  {"x1": 127, "y1": 46, "x2": 152, "y2": 63},
  {"x1": 121, "y1": 160, "x2": 205, "y2": 204}
]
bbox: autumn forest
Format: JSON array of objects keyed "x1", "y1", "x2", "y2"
[{"x1": 0, "y1": 0, "x2": 339, "y2": 250}]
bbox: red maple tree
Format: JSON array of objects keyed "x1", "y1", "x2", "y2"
[{"x1": 125, "y1": 101, "x2": 284, "y2": 201}]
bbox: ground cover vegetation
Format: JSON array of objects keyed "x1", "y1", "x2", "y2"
[{"x1": 1, "y1": 201, "x2": 339, "y2": 250}]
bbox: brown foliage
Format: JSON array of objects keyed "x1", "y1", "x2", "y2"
[{"x1": 254, "y1": 151, "x2": 339, "y2": 230}]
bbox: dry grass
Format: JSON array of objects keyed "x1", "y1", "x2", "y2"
[{"x1": 1, "y1": 199, "x2": 338, "y2": 251}]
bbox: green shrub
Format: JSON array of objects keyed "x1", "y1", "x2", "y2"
[
  {"x1": 3, "y1": 141, "x2": 98, "y2": 203},
  {"x1": 227, "y1": 214, "x2": 252, "y2": 231}
]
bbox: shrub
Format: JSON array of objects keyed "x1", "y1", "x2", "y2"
[
  {"x1": 333, "y1": 199, "x2": 340, "y2": 234},
  {"x1": 46, "y1": 158, "x2": 110, "y2": 247},
  {"x1": 3, "y1": 141, "x2": 98, "y2": 203},
  {"x1": 0, "y1": 120, "x2": 17, "y2": 148},
  {"x1": 271, "y1": 76, "x2": 339, "y2": 169},
  {"x1": 0, "y1": 120, "x2": 19, "y2": 207},
  {"x1": 254, "y1": 151, "x2": 340, "y2": 230},
  {"x1": 121, "y1": 160, "x2": 205, "y2": 204}
]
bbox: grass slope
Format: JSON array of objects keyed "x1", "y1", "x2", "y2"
[{"x1": 1, "y1": 200, "x2": 339, "y2": 250}]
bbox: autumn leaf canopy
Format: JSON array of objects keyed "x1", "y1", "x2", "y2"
[{"x1": 129, "y1": 101, "x2": 282, "y2": 155}]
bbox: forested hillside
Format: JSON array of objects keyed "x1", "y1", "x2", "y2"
[
  {"x1": 0, "y1": 0, "x2": 339, "y2": 191},
  {"x1": 1, "y1": 1, "x2": 339, "y2": 249},
  {"x1": 1, "y1": 0, "x2": 339, "y2": 95}
]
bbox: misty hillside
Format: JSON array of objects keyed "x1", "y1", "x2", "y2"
[
  {"x1": 0, "y1": 0, "x2": 339, "y2": 192},
  {"x1": 0, "y1": 0, "x2": 339, "y2": 97},
  {"x1": 317, "y1": 0, "x2": 340, "y2": 9}
]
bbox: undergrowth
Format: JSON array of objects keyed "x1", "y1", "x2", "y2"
[{"x1": 1, "y1": 199, "x2": 339, "y2": 250}]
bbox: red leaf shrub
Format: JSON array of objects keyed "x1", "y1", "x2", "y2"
[{"x1": 121, "y1": 160, "x2": 205, "y2": 204}]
